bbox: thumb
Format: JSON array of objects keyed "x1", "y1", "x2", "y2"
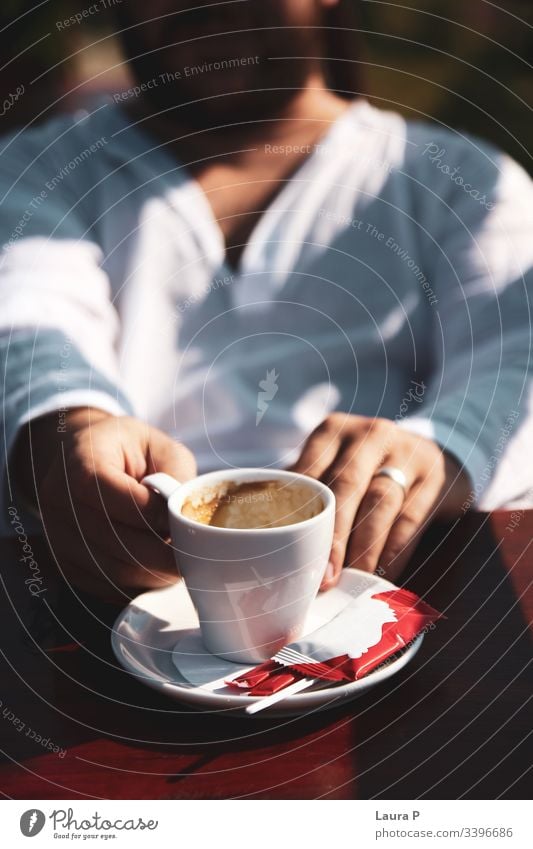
[{"x1": 131, "y1": 427, "x2": 197, "y2": 535}]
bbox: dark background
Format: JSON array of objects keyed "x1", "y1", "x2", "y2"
[{"x1": 1, "y1": 0, "x2": 532, "y2": 172}]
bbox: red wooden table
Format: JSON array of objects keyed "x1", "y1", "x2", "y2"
[{"x1": 1, "y1": 512, "x2": 531, "y2": 799}]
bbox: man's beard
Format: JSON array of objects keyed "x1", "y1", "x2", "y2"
[{"x1": 113, "y1": 9, "x2": 316, "y2": 129}]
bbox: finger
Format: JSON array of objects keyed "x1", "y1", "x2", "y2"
[
  {"x1": 378, "y1": 534, "x2": 420, "y2": 585},
  {"x1": 291, "y1": 419, "x2": 343, "y2": 479},
  {"x1": 42, "y1": 468, "x2": 178, "y2": 586},
  {"x1": 87, "y1": 536, "x2": 178, "y2": 592},
  {"x1": 46, "y1": 519, "x2": 178, "y2": 598},
  {"x1": 58, "y1": 556, "x2": 141, "y2": 604},
  {"x1": 73, "y1": 502, "x2": 177, "y2": 575},
  {"x1": 320, "y1": 432, "x2": 386, "y2": 589},
  {"x1": 378, "y1": 481, "x2": 440, "y2": 582},
  {"x1": 44, "y1": 523, "x2": 128, "y2": 601},
  {"x1": 76, "y1": 462, "x2": 171, "y2": 534},
  {"x1": 59, "y1": 540, "x2": 177, "y2": 599},
  {"x1": 70, "y1": 426, "x2": 195, "y2": 533},
  {"x1": 345, "y1": 474, "x2": 407, "y2": 574}
]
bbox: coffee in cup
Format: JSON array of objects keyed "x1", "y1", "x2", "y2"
[{"x1": 181, "y1": 479, "x2": 324, "y2": 529}]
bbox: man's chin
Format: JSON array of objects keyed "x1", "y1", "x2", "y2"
[{"x1": 140, "y1": 86, "x2": 294, "y2": 130}]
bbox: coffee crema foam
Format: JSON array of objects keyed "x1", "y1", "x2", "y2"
[{"x1": 181, "y1": 480, "x2": 323, "y2": 529}]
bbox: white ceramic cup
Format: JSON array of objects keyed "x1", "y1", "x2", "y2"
[{"x1": 141, "y1": 468, "x2": 335, "y2": 663}]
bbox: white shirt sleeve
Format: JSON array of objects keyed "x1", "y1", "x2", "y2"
[
  {"x1": 0, "y1": 125, "x2": 133, "y2": 533},
  {"x1": 397, "y1": 138, "x2": 533, "y2": 509}
]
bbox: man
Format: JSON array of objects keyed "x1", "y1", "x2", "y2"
[{"x1": 2, "y1": 0, "x2": 532, "y2": 600}]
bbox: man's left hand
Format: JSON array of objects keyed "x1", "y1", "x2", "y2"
[{"x1": 291, "y1": 413, "x2": 471, "y2": 589}]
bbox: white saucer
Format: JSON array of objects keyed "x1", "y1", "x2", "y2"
[{"x1": 111, "y1": 569, "x2": 423, "y2": 717}]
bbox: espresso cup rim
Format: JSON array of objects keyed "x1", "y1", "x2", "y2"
[{"x1": 168, "y1": 467, "x2": 335, "y2": 535}]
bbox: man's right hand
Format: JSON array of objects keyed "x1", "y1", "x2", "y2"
[{"x1": 12, "y1": 409, "x2": 196, "y2": 602}]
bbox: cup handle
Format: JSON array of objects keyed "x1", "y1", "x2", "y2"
[{"x1": 141, "y1": 473, "x2": 182, "y2": 502}]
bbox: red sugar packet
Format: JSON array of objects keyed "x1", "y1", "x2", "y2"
[{"x1": 226, "y1": 588, "x2": 443, "y2": 696}]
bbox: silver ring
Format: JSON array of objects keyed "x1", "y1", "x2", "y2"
[{"x1": 373, "y1": 466, "x2": 408, "y2": 497}]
